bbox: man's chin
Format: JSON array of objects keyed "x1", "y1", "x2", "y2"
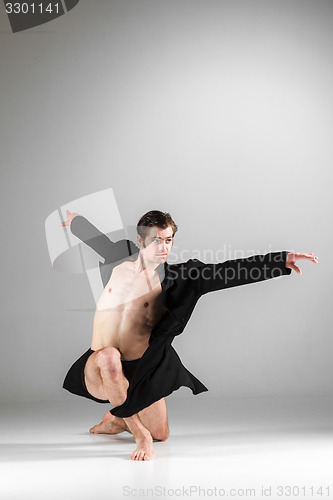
[{"x1": 155, "y1": 255, "x2": 168, "y2": 263}]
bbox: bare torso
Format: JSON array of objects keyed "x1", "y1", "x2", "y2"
[{"x1": 91, "y1": 259, "x2": 167, "y2": 360}]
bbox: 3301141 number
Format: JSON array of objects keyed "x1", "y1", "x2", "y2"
[{"x1": 5, "y1": 3, "x2": 60, "y2": 14}]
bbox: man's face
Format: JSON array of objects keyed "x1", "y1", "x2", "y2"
[{"x1": 137, "y1": 225, "x2": 174, "y2": 266}]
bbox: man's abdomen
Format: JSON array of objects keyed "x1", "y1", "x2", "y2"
[{"x1": 91, "y1": 309, "x2": 150, "y2": 360}]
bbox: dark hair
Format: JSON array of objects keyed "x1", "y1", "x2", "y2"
[{"x1": 137, "y1": 210, "x2": 178, "y2": 239}]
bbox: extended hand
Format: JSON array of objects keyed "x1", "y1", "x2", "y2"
[
  {"x1": 61, "y1": 209, "x2": 80, "y2": 226},
  {"x1": 286, "y1": 252, "x2": 318, "y2": 275}
]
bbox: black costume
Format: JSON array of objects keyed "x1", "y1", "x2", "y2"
[
  {"x1": 63, "y1": 348, "x2": 141, "y2": 403},
  {"x1": 63, "y1": 216, "x2": 292, "y2": 417}
]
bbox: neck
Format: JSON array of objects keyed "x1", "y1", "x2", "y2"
[{"x1": 136, "y1": 251, "x2": 160, "y2": 272}]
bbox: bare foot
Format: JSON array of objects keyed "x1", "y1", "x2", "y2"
[
  {"x1": 130, "y1": 434, "x2": 154, "y2": 461},
  {"x1": 89, "y1": 411, "x2": 126, "y2": 435}
]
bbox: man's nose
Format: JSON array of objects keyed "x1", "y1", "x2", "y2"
[{"x1": 160, "y1": 241, "x2": 167, "y2": 252}]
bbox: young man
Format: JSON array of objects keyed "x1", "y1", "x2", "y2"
[{"x1": 61, "y1": 209, "x2": 318, "y2": 461}]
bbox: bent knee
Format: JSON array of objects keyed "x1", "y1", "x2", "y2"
[
  {"x1": 96, "y1": 347, "x2": 122, "y2": 376},
  {"x1": 153, "y1": 427, "x2": 169, "y2": 442}
]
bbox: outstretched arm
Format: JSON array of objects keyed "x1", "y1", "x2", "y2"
[
  {"x1": 188, "y1": 251, "x2": 318, "y2": 295},
  {"x1": 61, "y1": 210, "x2": 115, "y2": 260}
]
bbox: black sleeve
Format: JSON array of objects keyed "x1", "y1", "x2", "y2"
[
  {"x1": 188, "y1": 251, "x2": 292, "y2": 295},
  {"x1": 70, "y1": 215, "x2": 115, "y2": 260}
]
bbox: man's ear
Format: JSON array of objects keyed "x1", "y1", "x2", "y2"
[{"x1": 137, "y1": 234, "x2": 144, "y2": 248}]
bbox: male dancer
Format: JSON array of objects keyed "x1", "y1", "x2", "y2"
[{"x1": 62, "y1": 209, "x2": 318, "y2": 461}]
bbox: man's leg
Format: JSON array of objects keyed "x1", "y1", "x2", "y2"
[
  {"x1": 90, "y1": 397, "x2": 169, "y2": 442},
  {"x1": 139, "y1": 397, "x2": 169, "y2": 441},
  {"x1": 84, "y1": 346, "x2": 163, "y2": 460}
]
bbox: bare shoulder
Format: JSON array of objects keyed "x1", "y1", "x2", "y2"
[{"x1": 112, "y1": 260, "x2": 135, "y2": 275}]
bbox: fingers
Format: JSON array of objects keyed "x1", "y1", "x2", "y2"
[
  {"x1": 290, "y1": 264, "x2": 302, "y2": 275},
  {"x1": 306, "y1": 254, "x2": 318, "y2": 263},
  {"x1": 295, "y1": 253, "x2": 318, "y2": 263},
  {"x1": 60, "y1": 210, "x2": 71, "y2": 226},
  {"x1": 288, "y1": 252, "x2": 318, "y2": 274}
]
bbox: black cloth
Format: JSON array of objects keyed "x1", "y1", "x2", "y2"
[
  {"x1": 63, "y1": 215, "x2": 292, "y2": 417},
  {"x1": 63, "y1": 348, "x2": 141, "y2": 403}
]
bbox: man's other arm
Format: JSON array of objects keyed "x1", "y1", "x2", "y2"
[{"x1": 61, "y1": 210, "x2": 115, "y2": 260}]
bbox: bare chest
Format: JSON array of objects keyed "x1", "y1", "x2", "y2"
[
  {"x1": 92, "y1": 263, "x2": 167, "y2": 353},
  {"x1": 96, "y1": 263, "x2": 162, "y2": 311}
]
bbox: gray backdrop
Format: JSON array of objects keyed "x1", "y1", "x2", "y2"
[{"x1": 0, "y1": 0, "x2": 331, "y2": 404}]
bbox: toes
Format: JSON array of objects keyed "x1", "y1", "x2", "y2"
[
  {"x1": 130, "y1": 449, "x2": 142, "y2": 461},
  {"x1": 130, "y1": 446, "x2": 154, "y2": 461},
  {"x1": 89, "y1": 422, "x2": 104, "y2": 434}
]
